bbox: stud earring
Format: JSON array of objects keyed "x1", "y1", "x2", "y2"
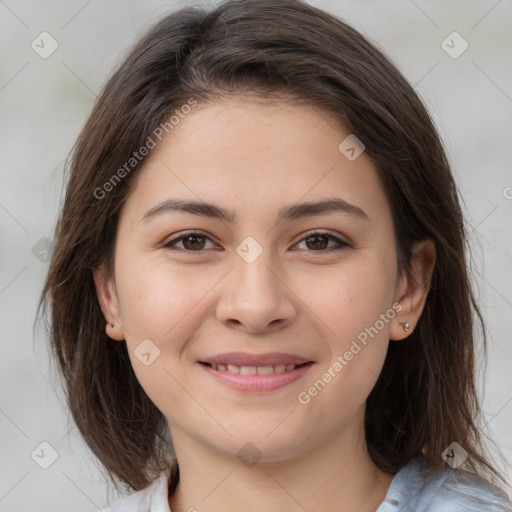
[{"x1": 402, "y1": 322, "x2": 411, "y2": 332}]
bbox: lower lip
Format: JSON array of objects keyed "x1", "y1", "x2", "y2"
[{"x1": 198, "y1": 362, "x2": 315, "y2": 392}]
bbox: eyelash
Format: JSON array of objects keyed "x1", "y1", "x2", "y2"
[{"x1": 162, "y1": 230, "x2": 350, "y2": 253}]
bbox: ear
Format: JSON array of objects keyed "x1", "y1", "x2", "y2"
[
  {"x1": 92, "y1": 266, "x2": 126, "y2": 341},
  {"x1": 390, "y1": 239, "x2": 436, "y2": 341}
]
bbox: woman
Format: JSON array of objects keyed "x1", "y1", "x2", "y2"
[{"x1": 37, "y1": 0, "x2": 512, "y2": 510}]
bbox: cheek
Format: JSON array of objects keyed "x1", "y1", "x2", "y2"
[
  {"x1": 301, "y1": 254, "x2": 397, "y2": 346},
  {"x1": 116, "y1": 257, "x2": 217, "y2": 341},
  {"x1": 294, "y1": 253, "x2": 396, "y2": 413},
  {"x1": 114, "y1": 259, "x2": 210, "y2": 413}
]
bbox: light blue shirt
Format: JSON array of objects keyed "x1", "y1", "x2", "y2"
[
  {"x1": 376, "y1": 457, "x2": 511, "y2": 511},
  {"x1": 100, "y1": 457, "x2": 512, "y2": 511}
]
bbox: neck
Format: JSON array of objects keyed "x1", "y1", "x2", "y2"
[{"x1": 167, "y1": 408, "x2": 394, "y2": 512}]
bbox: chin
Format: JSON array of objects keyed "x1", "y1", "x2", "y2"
[{"x1": 209, "y1": 426, "x2": 316, "y2": 465}]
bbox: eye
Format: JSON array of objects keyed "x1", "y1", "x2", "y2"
[
  {"x1": 293, "y1": 231, "x2": 350, "y2": 252},
  {"x1": 162, "y1": 230, "x2": 350, "y2": 253},
  {"x1": 163, "y1": 232, "x2": 218, "y2": 251}
]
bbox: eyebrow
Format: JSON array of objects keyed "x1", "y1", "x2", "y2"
[{"x1": 140, "y1": 197, "x2": 370, "y2": 224}]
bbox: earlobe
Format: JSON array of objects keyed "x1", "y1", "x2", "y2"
[
  {"x1": 390, "y1": 239, "x2": 436, "y2": 341},
  {"x1": 92, "y1": 267, "x2": 125, "y2": 341}
]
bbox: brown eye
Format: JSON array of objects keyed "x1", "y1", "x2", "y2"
[
  {"x1": 163, "y1": 230, "x2": 349, "y2": 254},
  {"x1": 305, "y1": 234, "x2": 329, "y2": 250},
  {"x1": 163, "y1": 232, "x2": 216, "y2": 251},
  {"x1": 181, "y1": 235, "x2": 206, "y2": 250},
  {"x1": 295, "y1": 231, "x2": 349, "y2": 252}
]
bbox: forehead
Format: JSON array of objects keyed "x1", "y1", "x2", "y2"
[{"x1": 120, "y1": 98, "x2": 391, "y2": 227}]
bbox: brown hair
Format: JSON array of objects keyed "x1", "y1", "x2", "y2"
[{"x1": 36, "y1": 0, "x2": 509, "y2": 496}]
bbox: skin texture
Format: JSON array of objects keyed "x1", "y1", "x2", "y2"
[{"x1": 93, "y1": 98, "x2": 436, "y2": 512}]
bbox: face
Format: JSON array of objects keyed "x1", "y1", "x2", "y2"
[{"x1": 94, "y1": 97, "x2": 418, "y2": 463}]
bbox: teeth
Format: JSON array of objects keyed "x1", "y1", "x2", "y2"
[
  {"x1": 209, "y1": 363, "x2": 300, "y2": 374},
  {"x1": 227, "y1": 364, "x2": 240, "y2": 374},
  {"x1": 240, "y1": 366, "x2": 257, "y2": 375}
]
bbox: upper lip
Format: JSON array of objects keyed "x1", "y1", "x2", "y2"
[{"x1": 200, "y1": 352, "x2": 314, "y2": 367}]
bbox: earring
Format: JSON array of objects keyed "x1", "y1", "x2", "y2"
[
  {"x1": 110, "y1": 323, "x2": 115, "y2": 328},
  {"x1": 401, "y1": 322, "x2": 411, "y2": 332}
]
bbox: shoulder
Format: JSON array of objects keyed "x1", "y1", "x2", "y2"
[
  {"x1": 97, "y1": 467, "x2": 172, "y2": 512},
  {"x1": 380, "y1": 457, "x2": 512, "y2": 512},
  {"x1": 420, "y1": 468, "x2": 512, "y2": 512}
]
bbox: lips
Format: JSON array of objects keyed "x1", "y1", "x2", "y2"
[
  {"x1": 198, "y1": 353, "x2": 315, "y2": 392},
  {"x1": 198, "y1": 351, "x2": 315, "y2": 388}
]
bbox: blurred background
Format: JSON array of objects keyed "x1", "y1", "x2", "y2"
[{"x1": 0, "y1": 0, "x2": 511, "y2": 510}]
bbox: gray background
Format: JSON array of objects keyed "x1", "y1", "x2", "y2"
[{"x1": 0, "y1": 0, "x2": 511, "y2": 510}]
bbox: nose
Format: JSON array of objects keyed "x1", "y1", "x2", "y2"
[{"x1": 215, "y1": 250, "x2": 297, "y2": 334}]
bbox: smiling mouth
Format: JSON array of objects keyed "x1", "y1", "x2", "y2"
[{"x1": 199, "y1": 361, "x2": 312, "y2": 374}]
